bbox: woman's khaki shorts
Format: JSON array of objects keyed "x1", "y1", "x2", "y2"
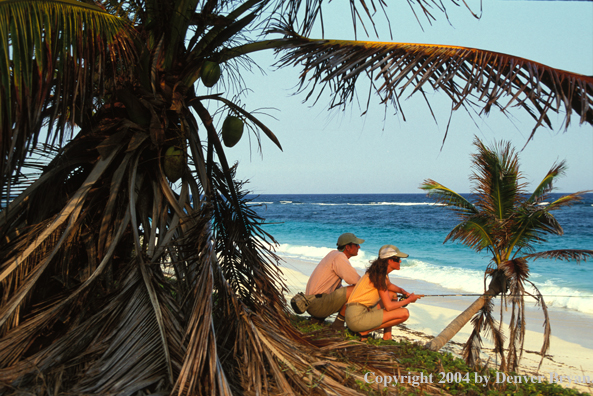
[
  {"x1": 306, "y1": 287, "x2": 347, "y2": 319},
  {"x1": 345, "y1": 303, "x2": 383, "y2": 333}
]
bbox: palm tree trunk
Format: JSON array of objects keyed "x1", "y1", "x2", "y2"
[{"x1": 425, "y1": 294, "x2": 491, "y2": 351}]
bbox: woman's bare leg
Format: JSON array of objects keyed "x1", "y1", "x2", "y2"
[{"x1": 360, "y1": 308, "x2": 410, "y2": 337}]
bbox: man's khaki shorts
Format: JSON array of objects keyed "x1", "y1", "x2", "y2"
[
  {"x1": 344, "y1": 303, "x2": 383, "y2": 333},
  {"x1": 306, "y1": 287, "x2": 347, "y2": 319}
]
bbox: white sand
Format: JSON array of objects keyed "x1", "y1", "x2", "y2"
[{"x1": 279, "y1": 257, "x2": 593, "y2": 393}]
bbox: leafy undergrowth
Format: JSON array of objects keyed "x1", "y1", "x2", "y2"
[{"x1": 291, "y1": 315, "x2": 592, "y2": 396}]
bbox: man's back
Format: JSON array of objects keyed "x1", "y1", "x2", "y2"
[{"x1": 306, "y1": 250, "x2": 360, "y2": 295}]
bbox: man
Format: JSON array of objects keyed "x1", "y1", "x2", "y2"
[{"x1": 304, "y1": 232, "x2": 363, "y2": 329}]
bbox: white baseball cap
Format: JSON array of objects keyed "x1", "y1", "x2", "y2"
[{"x1": 378, "y1": 244, "x2": 409, "y2": 259}]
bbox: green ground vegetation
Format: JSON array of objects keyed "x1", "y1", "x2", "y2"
[{"x1": 291, "y1": 315, "x2": 591, "y2": 396}]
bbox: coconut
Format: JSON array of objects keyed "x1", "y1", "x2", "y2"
[
  {"x1": 163, "y1": 146, "x2": 184, "y2": 182},
  {"x1": 200, "y1": 61, "x2": 221, "y2": 87},
  {"x1": 222, "y1": 116, "x2": 244, "y2": 147}
]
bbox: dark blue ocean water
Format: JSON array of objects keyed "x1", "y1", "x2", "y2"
[{"x1": 248, "y1": 193, "x2": 593, "y2": 315}]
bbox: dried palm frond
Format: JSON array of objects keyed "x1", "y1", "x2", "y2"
[
  {"x1": 462, "y1": 296, "x2": 504, "y2": 369},
  {"x1": 501, "y1": 258, "x2": 529, "y2": 371},
  {"x1": 525, "y1": 279, "x2": 551, "y2": 371}
]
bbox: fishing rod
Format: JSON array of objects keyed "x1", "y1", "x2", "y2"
[
  {"x1": 396, "y1": 293, "x2": 593, "y2": 307},
  {"x1": 407, "y1": 294, "x2": 593, "y2": 298}
]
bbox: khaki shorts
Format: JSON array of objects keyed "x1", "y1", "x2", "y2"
[
  {"x1": 345, "y1": 303, "x2": 384, "y2": 333},
  {"x1": 306, "y1": 287, "x2": 348, "y2": 319}
]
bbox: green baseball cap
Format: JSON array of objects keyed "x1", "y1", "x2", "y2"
[{"x1": 337, "y1": 232, "x2": 365, "y2": 246}]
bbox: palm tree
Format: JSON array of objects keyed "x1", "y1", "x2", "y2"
[
  {"x1": 421, "y1": 136, "x2": 593, "y2": 372},
  {"x1": 1, "y1": 0, "x2": 593, "y2": 394}
]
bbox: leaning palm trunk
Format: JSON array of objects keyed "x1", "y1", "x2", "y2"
[
  {"x1": 425, "y1": 294, "x2": 489, "y2": 352},
  {"x1": 425, "y1": 267, "x2": 508, "y2": 353},
  {"x1": 424, "y1": 272, "x2": 506, "y2": 355}
]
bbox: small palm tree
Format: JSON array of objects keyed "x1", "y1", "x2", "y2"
[{"x1": 421, "y1": 136, "x2": 593, "y2": 371}]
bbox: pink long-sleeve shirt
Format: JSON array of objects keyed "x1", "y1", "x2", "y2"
[{"x1": 305, "y1": 250, "x2": 361, "y2": 295}]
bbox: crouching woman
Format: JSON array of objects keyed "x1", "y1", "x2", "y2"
[{"x1": 345, "y1": 244, "x2": 421, "y2": 341}]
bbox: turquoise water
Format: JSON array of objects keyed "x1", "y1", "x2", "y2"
[{"x1": 248, "y1": 193, "x2": 593, "y2": 315}]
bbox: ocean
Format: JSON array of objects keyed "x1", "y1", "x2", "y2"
[{"x1": 247, "y1": 193, "x2": 593, "y2": 316}]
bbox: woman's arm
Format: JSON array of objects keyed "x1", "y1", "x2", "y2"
[
  {"x1": 387, "y1": 282, "x2": 408, "y2": 297},
  {"x1": 379, "y1": 288, "x2": 421, "y2": 311}
]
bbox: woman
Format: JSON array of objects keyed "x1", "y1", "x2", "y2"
[{"x1": 345, "y1": 244, "x2": 421, "y2": 341}]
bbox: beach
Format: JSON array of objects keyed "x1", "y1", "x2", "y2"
[
  {"x1": 280, "y1": 256, "x2": 593, "y2": 394},
  {"x1": 249, "y1": 193, "x2": 593, "y2": 392}
]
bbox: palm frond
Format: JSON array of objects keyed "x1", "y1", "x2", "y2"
[
  {"x1": 522, "y1": 249, "x2": 593, "y2": 264},
  {"x1": 420, "y1": 179, "x2": 477, "y2": 215},
  {"x1": 505, "y1": 294, "x2": 525, "y2": 372},
  {"x1": 500, "y1": 258, "x2": 530, "y2": 284},
  {"x1": 501, "y1": 258, "x2": 529, "y2": 371},
  {"x1": 461, "y1": 298, "x2": 504, "y2": 368},
  {"x1": 174, "y1": 214, "x2": 231, "y2": 395},
  {"x1": 1, "y1": 0, "x2": 136, "y2": 195},
  {"x1": 274, "y1": 30, "x2": 593, "y2": 134},
  {"x1": 70, "y1": 265, "x2": 183, "y2": 394},
  {"x1": 524, "y1": 280, "x2": 551, "y2": 371},
  {"x1": 189, "y1": 95, "x2": 283, "y2": 151},
  {"x1": 444, "y1": 216, "x2": 495, "y2": 253},
  {"x1": 545, "y1": 191, "x2": 590, "y2": 211},
  {"x1": 526, "y1": 161, "x2": 566, "y2": 204},
  {"x1": 507, "y1": 206, "x2": 564, "y2": 256},
  {"x1": 0, "y1": 149, "x2": 119, "y2": 288},
  {"x1": 470, "y1": 137, "x2": 522, "y2": 221},
  {"x1": 271, "y1": 0, "x2": 478, "y2": 39},
  {"x1": 163, "y1": 0, "x2": 202, "y2": 69}
]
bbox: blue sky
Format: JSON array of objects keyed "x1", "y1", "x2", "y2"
[{"x1": 221, "y1": 1, "x2": 593, "y2": 194}]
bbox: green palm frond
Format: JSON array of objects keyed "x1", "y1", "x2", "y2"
[
  {"x1": 444, "y1": 216, "x2": 496, "y2": 254},
  {"x1": 210, "y1": 163, "x2": 286, "y2": 309},
  {"x1": 526, "y1": 161, "x2": 566, "y2": 204},
  {"x1": 163, "y1": 0, "x2": 202, "y2": 68},
  {"x1": 545, "y1": 191, "x2": 589, "y2": 211},
  {"x1": 274, "y1": 29, "x2": 593, "y2": 130},
  {"x1": 1, "y1": 0, "x2": 135, "y2": 192},
  {"x1": 420, "y1": 179, "x2": 477, "y2": 215},
  {"x1": 522, "y1": 249, "x2": 593, "y2": 264},
  {"x1": 470, "y1": 137, "x2": 523, "y2": 221},
  {"x1": 506, "y1": 206, "x2": 563, "y2": 257}
]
